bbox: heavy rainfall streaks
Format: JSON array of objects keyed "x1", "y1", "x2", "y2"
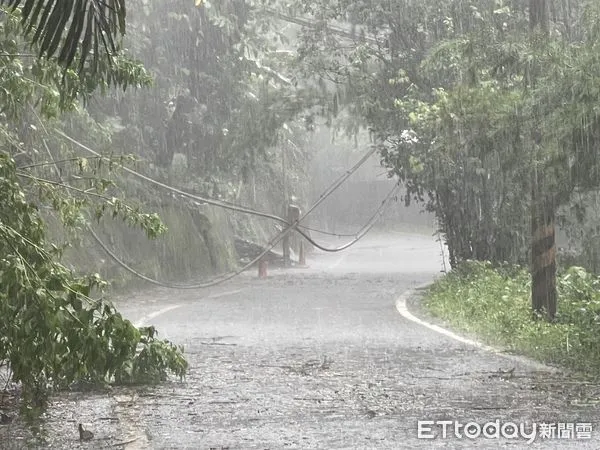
[
  {"x1": 4, "y1": 1, "x2": 600, "y2": 448},
  {"x1": 54, "y1": 129, "x2": 395, "y2": 289}
]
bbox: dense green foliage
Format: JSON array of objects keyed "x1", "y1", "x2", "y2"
[
  {"x1": 88, "y1": 0, "x2": 307, "y2": 180},
  {"x1": 286, "y1": 0, "x2": 600, "y2": 272},
  {"x1": 0, "y1": 0, "x2": 320, "y2": 409},
  {"x1": 4, "y1": 0, "x2": 600, "y2": 406},
  {"x1": 0, "y1": 153, "x2": 187, "y2": 397},
  {"x1": 426, "y1": 261, "x2": 600, "y2": 373},
  {"x1": 0, "y1": 4, "x2": 187, "y2": 408}
]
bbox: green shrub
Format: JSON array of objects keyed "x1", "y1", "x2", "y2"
[
  {"x1": 0, "y1": 153, "x2": 187, "y2": 409},
  {"x1": 424, "y1": 261, "x2": 600, "y2": 373}
]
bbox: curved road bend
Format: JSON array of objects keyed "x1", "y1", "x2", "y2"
[{"x1": 16, "y1": 231, "x2": 600, "y2": 449}]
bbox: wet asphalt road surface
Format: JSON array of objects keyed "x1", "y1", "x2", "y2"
[{"x1": 3, "y1": 231, "x2": 600, "y2": 449}]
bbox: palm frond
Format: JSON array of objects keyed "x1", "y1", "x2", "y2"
[{"x1": 0, "y1": 0, "x2": 126, "y2": 73}]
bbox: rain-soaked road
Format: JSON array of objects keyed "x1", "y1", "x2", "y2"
[{"x1": 3, "y1": 231, "x2": 600, "y2": 449}]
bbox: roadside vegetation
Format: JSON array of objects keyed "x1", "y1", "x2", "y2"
[
  {"x1": 4, "y1": 0, "x2": 600, "y2": 417},
  {"x1": 282, "y1": 0, "x2": 600, "y2": 373},
  {"x1": 0, "y1": 0, "x2": 312, "y2": 414},
  {"x1": 0, "y1": 1, "x2": 191, "y2": 412},
  {"x1": 425, "y1": 261, "x2": 600, "y2": 374}
]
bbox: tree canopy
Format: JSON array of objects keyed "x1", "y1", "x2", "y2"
[{"x1": 270, "y1": 0, "x2": 600, "y2": 318}]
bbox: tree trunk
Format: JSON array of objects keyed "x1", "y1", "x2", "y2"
[
  {"x1": 531, "y1": 187, "x2": 557, "y2": 319},
  {"x1": 529, "y1": 0, "x2": 556, "y2": 320},
  {"x1": 529, "y1": 0, "x2": 548, "y2": 32}
]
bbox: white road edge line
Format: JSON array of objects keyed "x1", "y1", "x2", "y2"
[
  {"x1": 395, "y1": 282, "x2": 559, "y2": 372},
  {"x1": 134, "y1": 304, "x2": 182, "y2": 327},
  {"x1": 133, "y1": 289, "x2": 243, "y2": 327},
  {"x1": 328, "y1": 254, "x2": 346, "y2": 270},
  {"x1": 208, "y1": 288, "x2": 242, "y2": 299}
]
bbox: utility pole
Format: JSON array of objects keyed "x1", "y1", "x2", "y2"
[{"x1": 282, "y1": 144, "x2": 290, "y2": 265}]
